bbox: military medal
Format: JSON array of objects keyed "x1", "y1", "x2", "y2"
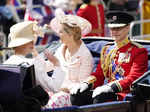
[
  {"x1": 118, "y1": 52, "x2": 131, "y2": 63},
  {"x1": 124, "y1": 52, "x2": 131, "y2": 63},
  {"x1": 118, "y1": 53, "x2": 126, "y2": 63},
  {"x1": 117, "y1": 65, "x2": 125, "y2": 76}
]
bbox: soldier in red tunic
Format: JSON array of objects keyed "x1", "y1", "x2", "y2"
[
  {"x1": 77, "y1": 0, "x2": 105, "y2": 37},
  {"x1": 70, "y1": 11, "x2": 148, "y2": 105}
]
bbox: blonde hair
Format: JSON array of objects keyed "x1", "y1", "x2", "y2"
[{"x1": 62, "y1": 23, "x2": 82, "y2": 41}]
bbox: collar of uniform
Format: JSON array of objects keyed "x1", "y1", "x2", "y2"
[{"x1": 115, "y1": 37, "x2": 129, "y2": 49}]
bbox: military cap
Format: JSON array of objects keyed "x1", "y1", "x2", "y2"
[{"x1": 106, "y1": 11, "x2": 134, "y2": 28}]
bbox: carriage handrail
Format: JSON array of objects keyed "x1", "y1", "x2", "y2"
[
  {"x1": 129, "y1": 19, "x2": 150, "y2": 39},
  {"x1": 139, "y1": 0, "x2": 144, "y2": 36}
]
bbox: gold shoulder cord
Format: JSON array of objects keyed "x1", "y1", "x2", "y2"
[
  {"x1": 101, "y1": 45, "x2": 117, "y2": 78},
  {"x1": 108, "y1": 48, "x2": 118, "y2": 79}
]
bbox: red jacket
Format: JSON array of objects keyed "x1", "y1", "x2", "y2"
[
  {"x1": 77, "y1": 4, "x2": 105, "y2": 37},
  {"x1": 92, "y1": 41, "x2": 148, "y2": 100}
]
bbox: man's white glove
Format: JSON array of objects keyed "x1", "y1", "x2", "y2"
[
  {"x1": 92, "y1": 85, "x2": 113, "y2": 98},
  {"x1": 70, "y1": 83, "x2": 88, "y2": 95}
]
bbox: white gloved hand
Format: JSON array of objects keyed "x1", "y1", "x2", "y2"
[
  {"x1": 70, "y1": 83, "x2": 88, "y2": 95},
  {"x1": 92, "y1": 85, "x2": 113, "y2": 98}
]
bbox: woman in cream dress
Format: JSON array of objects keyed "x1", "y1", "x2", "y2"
[{"x1": 44, "y1": 15, "x2": 94, "y2": 108}]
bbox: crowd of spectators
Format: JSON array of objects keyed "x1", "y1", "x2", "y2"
[{"x1": 0, "y1": 0, "x2": 140, "y2": 38}]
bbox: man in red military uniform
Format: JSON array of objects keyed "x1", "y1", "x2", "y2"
[
  {"x1": 70, "y1": 11, "x2": 148, "y2": 105},
  {"x1": 77, "y1": 0, "x2": 105, "y2": 37}
]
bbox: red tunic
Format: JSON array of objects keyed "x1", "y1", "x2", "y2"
[
  {"x1": 77, "y1": 4, "x2": 105, "y2": 37},
  {"x1": 91, "y1": 41, "x2": 148, "y2": 100}
]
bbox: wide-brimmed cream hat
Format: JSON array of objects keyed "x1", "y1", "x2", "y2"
[
  {"x1": 50, "y1": 14, "x2": 92, "y2": 36},
  {"x1": 8, "y1": 21, "x2": 43, "y2": 48}
]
